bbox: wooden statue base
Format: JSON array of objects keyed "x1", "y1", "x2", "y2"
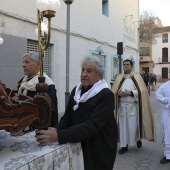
[{"x1": 0, "y1": 83, "x2": 51, "y2": 135}]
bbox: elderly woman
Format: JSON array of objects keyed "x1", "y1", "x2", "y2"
[{"x1": 35, "y1": 55, "x2": 117, "y2": 170}]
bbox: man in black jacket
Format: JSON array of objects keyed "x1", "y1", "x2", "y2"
[
  {"x1": 35, "y1": 55, "x2": 117, "y2": 170},
  {"x1": 16, "y1": 52, "x2": 58, "y2": 127}
]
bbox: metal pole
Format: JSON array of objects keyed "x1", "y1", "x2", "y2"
[
  {"x1": 110, "y1": 79, "x2": 114, "y2": 89},
  {"x1": 119, "y1": 54, "x2": 122, "y2": 74},
  {"x1": 65, "y1": 4, "x2": 71, "y2": 108}
]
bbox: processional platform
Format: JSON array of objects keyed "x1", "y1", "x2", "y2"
[{"x1": 0, "y1": 83, "x2": 51, "y2": 135}]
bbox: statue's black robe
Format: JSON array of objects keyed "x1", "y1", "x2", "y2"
[{"x1": 55, "y1": 87, "x2": 117, "y2": 170}]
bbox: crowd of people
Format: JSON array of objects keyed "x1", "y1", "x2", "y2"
[
  {"x1": 0, "y1": 53, "x2": 170, "y2": 169},
  {"x1": 141, "y1": 71, "x2": 157, "y2": 91}
]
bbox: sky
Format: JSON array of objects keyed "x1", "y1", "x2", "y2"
[{"x1": 140, "y1": 0, "x2": 170, "y2": 26}]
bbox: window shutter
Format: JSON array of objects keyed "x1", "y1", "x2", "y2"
[{"x1": 162, "y1": 48, "x2": 168, "y2": 62}]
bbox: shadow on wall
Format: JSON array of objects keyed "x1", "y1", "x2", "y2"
[{"x1": 0, "y1": 34, "x2": 27, "y2": 89}]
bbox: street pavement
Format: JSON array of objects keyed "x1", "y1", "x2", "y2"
[{"x1": 113, "y1": 82, "x2": 170, "y2": 170}]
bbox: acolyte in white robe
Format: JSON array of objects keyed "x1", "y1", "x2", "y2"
[
  {"x1": 118, "y1": 74, "x2": 140, "y2": 147},
  {"x1": 156, "y1": 80, "x2": 170, "y2": 159}
]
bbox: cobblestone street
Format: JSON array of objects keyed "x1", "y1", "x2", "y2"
[{"x1": 114, "y1": 83, "x2": 170, "y2": 170}]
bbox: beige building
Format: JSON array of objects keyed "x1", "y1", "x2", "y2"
[{"x1": 139, "y1": 17, "x2": 163, "y2": 74}]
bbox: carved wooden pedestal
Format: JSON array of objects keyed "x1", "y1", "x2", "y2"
[{"x1": 0, "y1": 79, "x2": 51, "y2": 135}]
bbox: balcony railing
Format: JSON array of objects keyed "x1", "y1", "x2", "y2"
[
  {"x1": 159, "y1": 57, "x2": 169, "y2": 63},
  {"x1": 140, "y1": 56, "x2": 152, "y2": 62}
]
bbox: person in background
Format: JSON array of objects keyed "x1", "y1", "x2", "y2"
[
  {"x1": 112, "y1": 59, "x2": 156, "y2": 154},
  {"x1": 150, "y1": 74, "x2": 155, "y2": 91},
  {"x1": 153, "y1": 73, "x2": 157, "y2": 86},
  {"x1": 35, "y1": 55, "x2": 117, "y2": 170},
  {"x1": 156, "y1": 80, "x2": 170, "y2": 164},
  {"x1": 16, "y1": 52, "x2": 58, "y2": 127},
  {"x1": 141, "y1": 71, "x2": 149, "y2": 87}
]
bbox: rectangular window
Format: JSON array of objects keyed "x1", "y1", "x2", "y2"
[
  {"x1": 102, "y1": 0, "x2": 109, "y2": 17},
  {"x1": 142, "y1": 67, "x2": 149, "y2": 74},
  {"x1": 162, "y1": 33, "x2": 168, "y2": 43},
  {"x1": 27, "y1": 39, "x2": 52, "y2": 77},
  {"x1": 162, "y1": 47, "x2": 168, "y2": 62},
  {"x1": 140, "y1": 47, "x2": 150, "y2": 56}
]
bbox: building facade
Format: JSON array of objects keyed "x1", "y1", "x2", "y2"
[
  {"x1": 0, "y1": 0, "x2": 139, "y2": 112},
  {"x1": 139, "y1": 41, "x2": 153, "y2": 74},
  {"x1": 152, "y1": 27, "x2": 170, "y2": 81},
  {"x1": 139, "y1": 17, "x2": 163, "y2": 75}
]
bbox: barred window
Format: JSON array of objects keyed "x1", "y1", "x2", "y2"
[{"x1": 27, "y1": 39, "x2": 52, "y2": 76}]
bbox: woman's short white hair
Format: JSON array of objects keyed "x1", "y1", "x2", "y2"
[{"x1": 81, "y1": 55, "x2": 104, "y2": 79}]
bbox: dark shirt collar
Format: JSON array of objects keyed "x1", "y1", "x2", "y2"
[{"x1": 81, "y1": 86, "x2": 92, "y2": 96}]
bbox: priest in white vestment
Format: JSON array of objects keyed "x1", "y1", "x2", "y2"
[
  {"x1": 112, "y1": 59, "x2": 156, "y2": 154},
  {"x1": 156, "y1": 80, "x2": 170, "y2": 164}
]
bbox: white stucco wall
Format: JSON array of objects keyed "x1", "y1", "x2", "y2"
[{"x1": 0, "y1": 0, "x2": 139, "y2": 112}]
